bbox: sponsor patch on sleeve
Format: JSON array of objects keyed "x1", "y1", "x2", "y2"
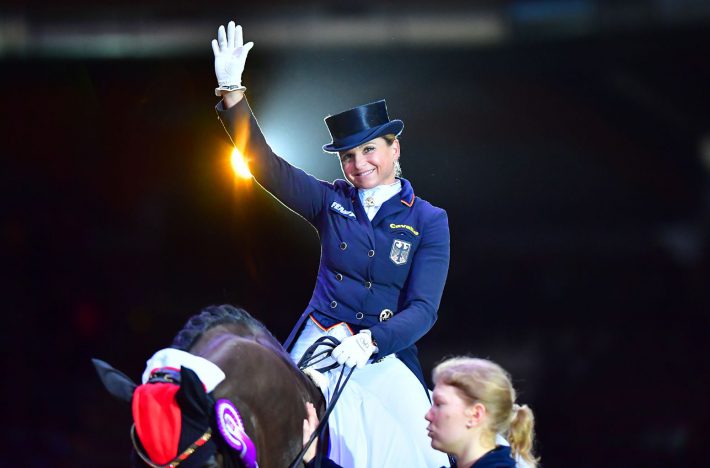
[{"x1": 330, "y1": 201, "x2": 356, "y2": 218}]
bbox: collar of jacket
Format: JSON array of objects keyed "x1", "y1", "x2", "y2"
[
  {"x1": 398, "y1": 177, "x2": 415, "y2": 207},
  {"x1": 346, "y1": 177, "x2": 415, "y2": 208}
]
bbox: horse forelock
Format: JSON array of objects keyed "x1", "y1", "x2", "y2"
[{"x1": 171, "y1": 304, "x2": 279, "y2": 352}]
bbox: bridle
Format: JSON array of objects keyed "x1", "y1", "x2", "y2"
[
  {"x1": 131, "y1": 337, "x2": 351, "y2": 468},
  {"x1": 131, "y1": 424, "x2": 212, "y2": 468},
  {"x1": 132, "y1": 369, "x2": 258, "y2": 468}
]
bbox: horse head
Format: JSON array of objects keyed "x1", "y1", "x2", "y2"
[{"x1": 94, "y1": 304, "x2": 325, "y2": 468}]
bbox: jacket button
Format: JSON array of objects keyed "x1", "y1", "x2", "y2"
[
  {"x1": 364, "y1": 281, "x2": 372, "y2": 288},
  {"x1": 335, "y1": 273, "x2": 343, "y2": 281},
  {"x1": 368, "y1": 249, "x2": 375, "y2": 257},
  {"x1": 355, "y1": 312, "x2": 364, "y2": 319},
  {"x1": 330, "y1": 301, "x2": 337, "y2": 308},
  {"x1": 340, "y1": 242, "x2": 347, "y2": 250}
]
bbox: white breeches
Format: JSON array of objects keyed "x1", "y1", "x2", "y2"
[{"x1": 290, "y1": 319, "x2": 451, "y2": 468}]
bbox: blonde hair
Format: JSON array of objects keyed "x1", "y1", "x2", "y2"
[
  {"x1": 382, "y1": 134, "x2": 397, "y2": 145},
  {"x1": 433, "y1": 357, "x2": 539, "y2": 467}
]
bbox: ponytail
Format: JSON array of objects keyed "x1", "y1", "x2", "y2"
[
  {"x1": 433, "y1": 357, "x2": 540, "y2": 467},
  {"x1": 508, "y1": 403, "x2": 539, "y2": 467}
]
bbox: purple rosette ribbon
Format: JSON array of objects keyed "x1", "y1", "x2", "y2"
[{"x1": 215, "y1": 399, "x2": 259, "y2": 468}]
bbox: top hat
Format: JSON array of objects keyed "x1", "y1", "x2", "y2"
[{"x1": 323, "y1": 100, "x2": 404, "y2": 153}]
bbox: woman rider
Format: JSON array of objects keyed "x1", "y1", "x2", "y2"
[{"x1": 212, "y1": 21, "x2": 451, "y2": 467}]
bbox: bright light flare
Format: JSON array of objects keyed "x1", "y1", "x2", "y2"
[{"x1": 230, "y1": 147, "x2": 252, "y2": 179}]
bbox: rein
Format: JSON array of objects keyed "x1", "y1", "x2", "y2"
[
  {"x1": 288, "y1": 337, "x2": 355, "y2": 468},
  {"x1": 131, "y1": 424, "x2": 212, "y2": 468}
]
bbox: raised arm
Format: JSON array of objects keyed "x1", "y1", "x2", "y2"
[{"x1": 211, "y1": 21, "x2": 330, "y2": 223}]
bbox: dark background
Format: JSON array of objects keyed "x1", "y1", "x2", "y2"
[{"x1": 2, "y1": 1, "x2": 709, "y2": 466}]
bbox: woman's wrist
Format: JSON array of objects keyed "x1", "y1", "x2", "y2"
[{"x1": 221, "y1": 89, "x2": 245, "y2": 109}]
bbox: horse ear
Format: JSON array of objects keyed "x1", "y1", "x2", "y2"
[
  {"x1": 92, "y1": 358, "x2": 137, "y2": 403},
  {"x1": 176, "y1": 366, "x2": 212, "y2": 415}
]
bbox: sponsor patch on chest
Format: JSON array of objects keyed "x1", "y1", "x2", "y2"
[
  {"x1": 389, "y1": 223, "x2": 419, "y2": 236},
  {"x1": 389, "y1": 239, "x2": 412, "y2": 265},
  {"x1": 330, "y1": 201, "x2": 356, "y2": 218}
]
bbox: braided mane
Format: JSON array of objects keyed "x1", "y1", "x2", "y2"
[{"x1": 171, "y1": 304, "x2": 280, "y2": 352}]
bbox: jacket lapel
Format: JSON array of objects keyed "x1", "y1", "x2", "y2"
[{"x1": 348, "y1": 186, "x2": 375, "y2": 244}]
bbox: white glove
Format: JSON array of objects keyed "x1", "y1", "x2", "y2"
[
  {"x1": 211, "y1": 21, "x2": 254, "y2": 95},
  {"x1": 332, "y1": 330, "x2": 377, "y2": 369}
]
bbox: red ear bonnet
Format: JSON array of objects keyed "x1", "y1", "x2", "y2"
[{"x1": 132, "y1": 382, "x2": 182, "y2": 464}]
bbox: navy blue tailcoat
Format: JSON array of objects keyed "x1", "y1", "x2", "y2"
[{"x1": 216, "y1": 99, "x2": 450, "y2": 389}]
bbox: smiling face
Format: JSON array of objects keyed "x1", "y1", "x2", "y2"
[
  {"x1": 425, "y1": 383, "x2": 475, "y2": 455},
  {"x1": 339, "y1": 136, "x2": 399, "y2": 189}
]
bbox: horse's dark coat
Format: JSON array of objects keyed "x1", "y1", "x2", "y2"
[
  {"x1": 96, "y1": 304, "x2": 325, "y2": 468},
  {"x1": 183, "y1": 306, "x2": 324, "y2": 467}
]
